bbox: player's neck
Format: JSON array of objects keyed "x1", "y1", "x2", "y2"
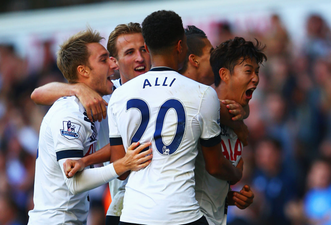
[
  {"x1": 182, "y1": 66, "x2": 197, "y2": 82},
  {"x1": 215, "y1": 83, "x2": 230, "y2": 99},
  {"x1": 150, "y1": 54, "x2": 181, "y2": 72}
]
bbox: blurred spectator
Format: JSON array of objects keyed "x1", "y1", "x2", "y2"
[
  {"x1": 251, "y1": 137, "x2": 297, "y2": 225},
  {"x1": 214, "y1": 21, "x2": 234, "y2": 45},
  {"x1": 319, "y1": 139, "x2": 331, "y2": 162},
  {"x1": 303, "y1": 158, "x2": 331, "y2": 225},
  {"x1": 264, "y1": 14, "x2": 290, "y2": 57},
  {"x1": 304, "y1": 14, "x2": 331, "y2": 63},
  {"x1": 0, "y1": 193, "x2": 25, "y2": 225}
]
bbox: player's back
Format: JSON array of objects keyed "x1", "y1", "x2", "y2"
[{"x1": 108, "y1": 68, "x2": 221, "y2": 224}]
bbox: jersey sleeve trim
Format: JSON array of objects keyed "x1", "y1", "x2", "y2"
[
  {"x1": 56, "y1": 149, "x2": 83, "y2": 161},
  {"x1": 199, "y1": 133, "x2": 221, "y2": 147},
  {"x1": 109, "y1": 137, "x2": 123, "y2": 146}
]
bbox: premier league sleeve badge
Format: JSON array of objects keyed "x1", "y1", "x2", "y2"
[{"x1": 60, "y1": 120, "x2": 81, "y2": 139}]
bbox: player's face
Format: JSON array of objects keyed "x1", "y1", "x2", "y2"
[
  {"x1": 86, "y1": 42, "x2": 115, "y2": 96},
  {"x1": 197, "y1": 38, "x2": 214, "y2": 85},
  {"x1": 115, "y1": 33, "x2": 151, "y2": 83},
  {"x1": 227, "y1": 57, "x2": 259, "y2": 106}
]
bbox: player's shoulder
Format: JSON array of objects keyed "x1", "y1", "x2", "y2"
[{"x1": 50, "y1": 96, "x2": 85, "y2": 118}]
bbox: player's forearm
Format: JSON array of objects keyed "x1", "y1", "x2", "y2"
[
  {"x1": 82, "y1": 144, "x2": 111, "y2": 167},
  {"x1": 65, "y1": 163, "x2": 118, "y2": 195},
  {"x1": 31, "y1": 82, "x2": 76, "y2": 105},
  {"x1": 212, "y1": 158, "x2": 242, "y2": 184},
  {"x1": 202, "y1": 144, "x2": 243, "y2": 183},
  {"x1": 219, "y1": 102, "x2": 234, "y2": 127}
]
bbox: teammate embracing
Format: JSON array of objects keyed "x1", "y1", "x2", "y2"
[
  {"x1": 30, "y1": 22, "x2": 151, "y2": 225},
  {"x1": 195, "y1": 36, "x2": 267, "y2": 225},
  {"x1": 108, "y1": 10, "x2": 242, "y2": 225},
  {"x1": 27, "y1": 28, "x2": 151, "y2": 225}
]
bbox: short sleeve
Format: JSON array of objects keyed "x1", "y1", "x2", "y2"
[
  {"x1": 49, "y1": 113, "x2": 87, "y2": 159},
  {"x1": 198, "y1": 87, "x2": 221, "y2": 147},
  {"x1": 108, "y1": 100, "x2": 122, "y2": 146}
]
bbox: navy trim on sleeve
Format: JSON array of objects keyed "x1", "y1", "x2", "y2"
[
  {"x1": 199, "y1": 133, "x2": 222, "y2": 147},
  {"x1": 109, "y1": 137, "x2": 123, "y2": 146},
  {"x1": 56, "y1": 150, "x2": 83, "y2": 161}
]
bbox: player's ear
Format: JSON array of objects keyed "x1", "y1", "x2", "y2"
[
  {"x1": 110, "y1": 57, "x2": 119, "y2": 70},
  {"x1": 176, "y1": 39, "x2": 185, "y2": 55},
  {"x1": 77, "y1": 65, "x2": 90, "y2": 78},
  {"x1": 219, "y1": 67, "x2": 230, "y2": 83},
  {"x1": 188, "y1": 54, "x2": 199, "y2": 68},
  {"x1": 144, "y1": 43, "x2": 150, "y2": 53}
]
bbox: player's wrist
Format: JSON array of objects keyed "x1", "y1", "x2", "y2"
[
  {"x1": 230, "y1": 167, "x2": 242, "y2": 185},
  {"x1": 72, "y1": 83, "x2": 83, "y2": 98},
  {"x1": 80, "y1": 157, "x2": 88, "y2": 168},
  {"x1": 112, "y1": 158, "x2": 128, "y2": 176}
]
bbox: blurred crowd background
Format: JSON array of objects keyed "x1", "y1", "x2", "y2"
[{"x1": 0, "y1": 1, "x2": 331, "y2": 225}]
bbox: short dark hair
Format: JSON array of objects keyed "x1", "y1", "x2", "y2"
[
  {"x1": 211, "y1": 37, "x2": 267, "y2": 86},
  {"x1": 180, "y1": 25, "x2": 208, "y2": 73},
  {"x1": 142, "y1": 10, "x2": 184, "y2": 54}
]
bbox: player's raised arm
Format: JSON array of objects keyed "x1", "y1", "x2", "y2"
[
  {"x1": 31, "y1": 82, "x2": 108, "y2": 122},
  {"x1": 60, "y1": 142, "x2": 152, "y2": 195}
]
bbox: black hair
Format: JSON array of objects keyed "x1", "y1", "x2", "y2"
[
  {"x1": 180, "y1": 25, "x2": 208, "y2": 73},
  {"x1": 142, "y1": 10, "x2": 184, "y2": 54},
  {"x1": 211, "y1": 37, "x2": 267, "y2": 86}
]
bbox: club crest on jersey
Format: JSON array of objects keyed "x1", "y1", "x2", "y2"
[{"x1": 60, "y1": 120, "x2": 80, "y2": 139}]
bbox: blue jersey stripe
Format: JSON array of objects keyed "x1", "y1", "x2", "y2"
[
  {"x1": 199, "y1": 134, "x2": 221, "y2": 147},
  {"x1": 56, "y1": 150, "x2": 83, "y2": 161},
  {"x1": 109, "y1": 137, "x2": 123, "y2": 146}
]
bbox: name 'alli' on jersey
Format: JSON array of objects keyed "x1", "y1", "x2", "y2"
[{"x1": 142, "y1": 77, "x2": 176, "y2": 89}]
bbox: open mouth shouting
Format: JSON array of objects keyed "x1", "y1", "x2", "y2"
[{"x1": 245, "y1": 87, "x2": 256, "y2": 100}]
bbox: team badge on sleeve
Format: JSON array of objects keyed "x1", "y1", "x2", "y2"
[{"x1": 60, "y1": 120, "x2": 81, "y2": 139}]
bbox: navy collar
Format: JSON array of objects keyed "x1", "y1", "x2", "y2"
[{"x1": 150, "y1": 67, "x2": 176, "y2": 72}]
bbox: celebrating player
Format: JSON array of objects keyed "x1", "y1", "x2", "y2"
[
  {"x1": 108, "y1": 10, "x2": 242, "y2": 225},
  {"x1": 30, "y1": 22, "x2": 151, "y2": 225},
  {"x1": 27, "y1": 28, "x2": 152, "y2": 224},
  {"x1": 196, "y1": 36, "x2": 267, "y2": 225},
  {"x1": 180, "y1": 25, "x2": 258, "y2": 225}
]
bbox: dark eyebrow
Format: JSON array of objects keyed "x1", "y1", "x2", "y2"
[
  {"x1": 244, "y1": 64, "x2": 254, "y2": 69},
  {"x1": 124, "y1": 48, "x2": 134, "y2": 54},
  {"x1": 99, "y1": 52, "x2": 109, "y2": 59},
  {"x1": 244, "y1": 64, "x2": 260, "y2": 71}
]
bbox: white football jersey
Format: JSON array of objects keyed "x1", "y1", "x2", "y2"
[
  {"x1": 108, "y1": 68, "x2": 221, "y2": 225},
  {"x1": 97, "y1": 94, "x2": 111, "y2": 149},
  {"x1": 28, "y1": 96, "x2": 99, "y2": 225},
  {"x1": 195, "y1": 125, "x2": 243, "y2": 225},
  {"x1": 99, "y1": 79, "x2": 127, "y2": 217}
]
